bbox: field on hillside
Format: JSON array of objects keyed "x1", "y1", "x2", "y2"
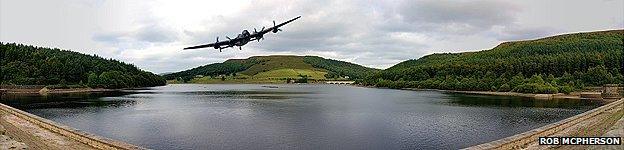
[
  {"x1": 187, "y1": 77, "x2": 286, "y2": 84},
  {"x1": 239, "y1": 56, "x2": 320, "y2": 76},
  {"x1": 182, "y1": 68, "x2": 329, "y2": 84},
  {"x1": 254, "y1": 69, "x2": 327, "y2": 79}
]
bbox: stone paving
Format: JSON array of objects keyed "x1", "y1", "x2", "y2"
[
  {"x1": 588, "y1": 115, "x2": 624, "y2": 150},
  {"x1": 0, "y1": 125, "x2": 28, "y2": 150}
]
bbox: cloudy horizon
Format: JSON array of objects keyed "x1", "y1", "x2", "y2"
[{"x1": 1, "y1": 0, "x2": 622, "y2": 73}]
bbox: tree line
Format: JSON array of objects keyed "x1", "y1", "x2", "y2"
[
  {"x1": 361, "y1": 30, "x2": 624, "y2": 94},
  {"x1": 303, "y1": 56, "x2": 380, "y2": 79},
  {"x1": 162, "y1": 59, "x2": 258, "y2": 82},
  {"x1": 1, "y1": 43, "x2": 166, "y2": 89}
]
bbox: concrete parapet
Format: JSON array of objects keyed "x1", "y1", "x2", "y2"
[
  {"x1": 602, "y1": 84, "x2": 622, "y2": 99},
  {"x1": 581, "y1": 92, "x2": 602, "y2": 99},
  {"x1": 0, "y1": 103, "x2": 145, "y2": 150}
]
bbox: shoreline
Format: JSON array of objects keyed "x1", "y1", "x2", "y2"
[
  {"x1": 394, "y1": 86, "x2": 619, "y2": 102},
  {"x1": 0, "y1": 86, "x2": 156, "y2": 95},
  {"x1": 0, "y1": 88, "x2": 120, "y2": 95},
  {"x1": 401, "y1": 88, "x2": 603, "y2": 100},
  {"x1": 349, "y1": 84, "x2": 610, "y2": 101}
]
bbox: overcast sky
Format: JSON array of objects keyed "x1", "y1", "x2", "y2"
[{"x1": 1, "y1": 0, "x2": 622, "y2": 73}]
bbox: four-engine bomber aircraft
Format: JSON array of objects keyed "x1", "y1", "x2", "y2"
[{"x1": 183, "y1": 16, "x2": 301, "y2": 52}]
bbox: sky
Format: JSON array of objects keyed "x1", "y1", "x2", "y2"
[{"x1": 1, "y1": 0, "x2": 623, "y2": 73}]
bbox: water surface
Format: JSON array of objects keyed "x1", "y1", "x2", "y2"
[{"x1": 0, "y1": 84, "x2": 604, "y2": 149}]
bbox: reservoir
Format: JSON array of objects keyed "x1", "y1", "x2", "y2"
[{"x1": 0, "y1": 84, "x2": 604, "y2": 149}]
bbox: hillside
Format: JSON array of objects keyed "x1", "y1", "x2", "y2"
[
  {"x1": 163, "y1": 55, "x2": 379, "y2": 83},
  {"x1": 0, "y1": 43, "x2": 166, "y2": 88},
  {"x1": 364, "y1": 30, "x2": 624, "y2": 93}
]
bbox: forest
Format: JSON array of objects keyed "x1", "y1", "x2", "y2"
[
  {"x1": 302, "y1": 56, "x2": 379, "y2": 79},
  {"x1": 361, "y1": 30, "x2": 624, "y2": 94},
  {"x1": 0, "y1": 43, "x2": 166, "y2": 89}
]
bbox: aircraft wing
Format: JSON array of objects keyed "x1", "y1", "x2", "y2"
[
  {"x1": 183, "y1": 38, "x2": 241, "y2": 50},
  {"x1": 252, "y1": 16, "x2": 301, "y2": 37},
  {"x1": 183, "y1": 42, "x2": 218, "y2": 50}
]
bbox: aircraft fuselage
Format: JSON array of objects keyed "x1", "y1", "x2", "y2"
[{"x1": 234, "y1": 30, "x2": 251, "y2": 46}]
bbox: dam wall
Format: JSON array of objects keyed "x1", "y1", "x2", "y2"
[
  {"x1": 602, "y1": 84, "x2": 623, "y2": 99},
  {"x1": 465, "y1": 98, "x2": 623, "y2": 149},
  {"x1": 0, "y1": 103, "x2": 144, "y2": 150}
]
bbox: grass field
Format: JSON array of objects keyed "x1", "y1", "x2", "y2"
[
  {"x1": 239, "y1": 56, "x2": 320, "y2": 76},
  {"x1": 183, "y1": 68, "x2": 328, "y2": 84},
  {"x1": 188, "y1": 76, "x2": 286, "y2": 84},
  {"x1": 253, "y1": 68, "x2": 327, "y2": 79}
]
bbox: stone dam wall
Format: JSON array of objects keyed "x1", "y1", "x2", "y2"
[
  {"x1": 465, "y1": 98, "x2": 623, "y2": 149},
  {"x1": 0, "y1": 103, "x2": 145, "y2": 150}
]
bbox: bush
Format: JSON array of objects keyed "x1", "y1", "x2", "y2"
[
  {"x1": 513, "y1": 83, "x2": 539, "y2": 93},
  {"x1": 559, "y1": 86, "x2": 574, "y2": 94},
  {"x1": 498, "y1": 83, "x2": 511, "y2": 92},
  {"x1": 539, "y1": 84, "x2": 559, "y2": 94}
]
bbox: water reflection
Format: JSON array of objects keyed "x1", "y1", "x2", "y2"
[
  {"x1": 0, "y1": 91, "x2": 136, "y2": 109},
  {"x1": 0, "y1": 84, "x2": 604, "y2": 149}
]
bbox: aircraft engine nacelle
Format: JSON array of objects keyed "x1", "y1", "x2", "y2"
[{"x1": 272, "y1": 28, "x2": 279, "y2": 33}]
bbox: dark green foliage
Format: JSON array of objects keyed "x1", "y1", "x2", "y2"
[
  {"x1": 302, "y1": 56, "x2": 379, "y2": 79},
  {"x1": 0, "y1": 43, "x2": 166, "y2": 88},
  {"x1": 294, "y1": 74, "x2": 309, "y2": 83},
  {"x1": 498, "y1": 83, "x2": 511, "y2": 92},
  {"x1": 559, "y1": 86, "x2": 573, "y2": 94},
  {"x1": 363, "y1": 30, "x2": 624, "y2": 94},
  {"x1": 163, "y1": 58, "x2": 259, "y2": 82}
]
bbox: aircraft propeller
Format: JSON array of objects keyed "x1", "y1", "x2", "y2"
[
  {"x1": 254, "y1": 27, "x2": 266, "y2": 42},
  {"x1": 272, "y1": 21, "x2": 282, "y2": 33},
  {"x1": 213, "y1": 36, "x2": 220, "y2": 50}
]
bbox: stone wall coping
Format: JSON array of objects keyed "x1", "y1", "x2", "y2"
[{"x1": 0, "y1": 103, "x2": 146, "y2": 150}]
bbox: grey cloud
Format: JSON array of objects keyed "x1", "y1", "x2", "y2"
[
  {"x1": 492, "y1": 26, "x2": 556, "y2": 41},
  {"x1": 397, "y1": 0, "x2": 519, "y2": 34},
  {"x1": 93, "y1": 24, "x2": 179, "y2": 49},
  {"x1": 92, "y1": 32, "x2": 125, "y2": 44},
  {"x1": 135, "y1": 24, "x2": 178, "y2": 43}
]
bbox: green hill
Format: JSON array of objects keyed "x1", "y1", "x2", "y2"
[
  {"x1": 163, "y1": 55, "x2": 379, "y2": 83},
  {"x1": 0, "y1": 43, "x2": 166, "y2": 88},
  {"x1": 364, "y1": 30, "x2": 623, "y2": 93}
]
